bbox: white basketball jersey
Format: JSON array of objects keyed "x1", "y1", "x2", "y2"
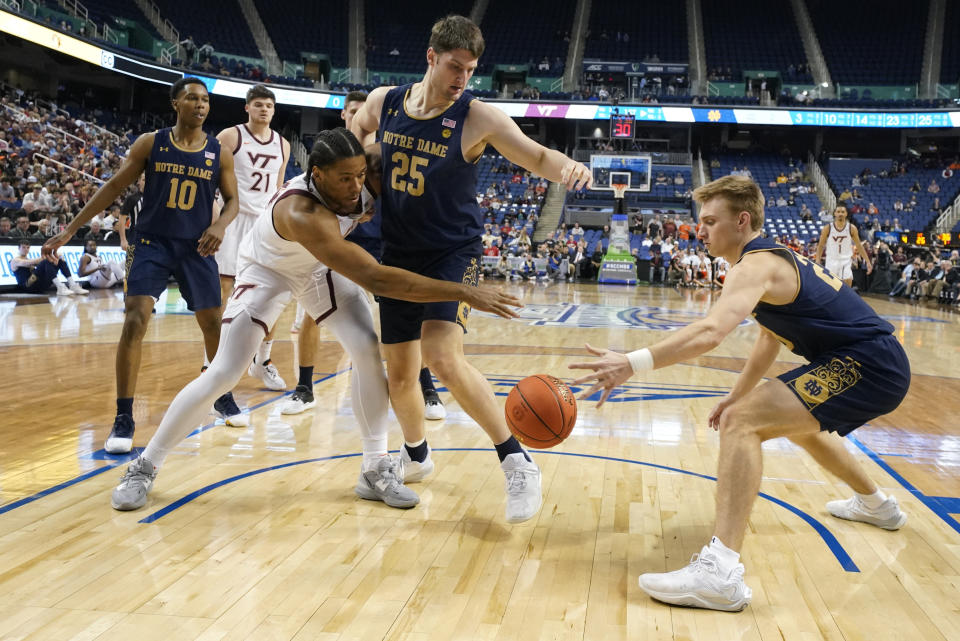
[
  {"x1": 84, "y1": 253, "x2": 104, "y2": 272},
  {"x1": 232, "y1": 125, "x2": 286, "y2": 217},
  {"x1": 825, "y1": 221, "x2": 853, "y2": 261},
  {"x1": 238, "y1": 172, "x2": 372, "y2": 280}
]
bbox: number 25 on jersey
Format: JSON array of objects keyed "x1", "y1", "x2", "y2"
[{"x1": 391, "y1": 152, "x2": 428, "y2": 197}]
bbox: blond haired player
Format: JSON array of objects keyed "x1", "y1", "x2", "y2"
[{"x1": 572, "y1": 175, "x2": 908, "y2": 611}]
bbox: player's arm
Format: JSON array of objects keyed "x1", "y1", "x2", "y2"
[
  {"x1": 276, "y1": 199, "x2": 520, "y2": 318},
  {"x1": 277, "y1": 138, "x2": 290, "y2": 189},
  {"x1": 569, "y1": 257, "x2": 769, "y2": 406},
  {"x1": 706, "y1": 328, "x2": 781, "y2": 430},
  {"x1": 850, "y1": 224, "x2": 872, "y2": 274},
  {"x1": 117, "y1": 214, "x2": 129, "y2": 250},
  {"x1": 350, "y1": 86, "x2": 391, "y2": 146},
  {"x1": 470, "y1": 100, "x2": 592, "y2": 191},
  {"x1": 198, "y1": 149, "x2": 240, "y2": 256},
  {"x1": 78, "y1": 254, "x2": 97, "y2": 277},
  {"x1": 42, "y1": 133, "x2": 153, "y2": 262},
  {"x1": 813, "y1": 225, "x2": 829, "y2": 263}
]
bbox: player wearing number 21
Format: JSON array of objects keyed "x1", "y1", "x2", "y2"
[
  {"x1": 43, "y1": 77, "x2": 245, "y2": 453},
  {"x1": 570, "y1": 175, "x2": 910, "y2": 612}
]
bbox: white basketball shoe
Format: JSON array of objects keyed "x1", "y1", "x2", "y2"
[
  {"x1": 827, "y1": 494, "x2": 907, "y2": 530},
  {"x1": 638, "y1": 548, "x2": 752, "y2": 612},
  {"x1": 501, "y1": 453, "x2": 542, "y2": 523}
]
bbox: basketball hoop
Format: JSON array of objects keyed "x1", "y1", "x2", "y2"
[{"x1": 612, "y1": 182, "x2": 628, "y2": 200}]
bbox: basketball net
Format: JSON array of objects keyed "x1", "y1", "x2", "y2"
[{"x1": 612, "y1": 183, "x2": 627, "y2": 200}]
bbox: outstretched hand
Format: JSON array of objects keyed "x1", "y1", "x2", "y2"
[
  {"x1": 42, "y1": 231, "x2": 71, "y2": 264},
  {"x1": 568, "y1": 342, "x2": 634, "y2": 408},
  {"x1": 465, "y1": 286, "x2": 523, "y2": 319}
]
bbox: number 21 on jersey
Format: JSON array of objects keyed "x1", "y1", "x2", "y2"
[{"x1": 391, "y1": 152, "x2": 428, "y2": 197}]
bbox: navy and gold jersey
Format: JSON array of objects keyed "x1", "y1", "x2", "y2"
[
  {"x1": 138, "y1": 128, "x2": 221, "y2": 240},
  {"x1": 738, "y1": 236, "x2": 894, "y2": 361},
  {"x1": 377, "y1": 84, "x2": 482, "y2": 252}
]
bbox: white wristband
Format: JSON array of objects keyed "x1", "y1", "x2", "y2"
[{"x1": 626, "y1": 348, "x2": 654, "y2": 374}]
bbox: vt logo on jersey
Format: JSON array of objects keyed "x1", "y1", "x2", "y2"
[{"x1": 246, "y1": 152, "x2": 278, "y2": 168}]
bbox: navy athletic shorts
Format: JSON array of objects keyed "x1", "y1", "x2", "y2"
[
  {"x1": 778, "y1": 333, "x2": 911, "y2": 436},
  {"x1": 379, "y1": 239, "x2": 482, "y2": 344},
  {"x1": 126, "y1": 232, "x2": 221, "y2": 311}
]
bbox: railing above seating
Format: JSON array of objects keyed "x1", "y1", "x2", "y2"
[{"x1": 33, "y1": 153, "x2": 104, "y2": 184}]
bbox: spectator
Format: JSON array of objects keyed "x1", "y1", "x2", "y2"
[
  {"x1": 31, "y1": 218, "x2": 50, "y2": 239},
  {"x1": 83, "y1": 219, "x2": 104, "y2": 242},
  {"x1": 8, "y1": 239, "x2": 86, "y2": 295},
  {"x1": 647, "y1": 215, "x2": 661, "y2": 239},
  {"x1": 0, "y1": 177, "x2": 14, "y2": 201},
  {"x1": 570, "y1": 240, "x2": 589, "y2": 279},
  {"x1": 838, "y1": 187, "x2": 852, "y2": 201},
  {"x1": 927, "y1": 179, "x2": 940, "y2": 194},
  {"x1": 9, "y1": 214, "x2": 32, "y2": 239},
  {"x1": 662, "y1": 216, "x2": 677, "y2": 240},
  {"x1": 666, "y1": 253, "x2": 684, "y2": 287},
  {"x1": 889, "y1": 258, "x2": 921, "y2": 297},
  {"x1": 0, "y1": 216, "x2": 11, "y2": 237},
  {"x1": 22, "y1": 185, "x2": 52, "y2": 210},
  {"x1": 891, "y1": 245, "x2": 908, "y2": 266},
  {"x1": 198, "y1": 42, "x2": 214, "y2": 63},
  {"x1": 570, "y1": 222, "x2": 584, "y2": 241},
  {"x1": 893, "y1": 199, "x2": 903, "y2": 212},
  {"x1": 713, "y1": 256, "x2": 729, "y2": 287},
  {"x1": 179, "y1": 36, "x2": 197, "y2": 64},
  {"x1": 776, "y1": 195, "x2": 787, "y2": 207},
  {"x1": 674, "y1": 172, "x2": 684, "y2": 186}
]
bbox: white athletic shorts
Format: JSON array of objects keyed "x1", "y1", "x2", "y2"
[
  {"x1": 224, "y1": 262, "x2": 356, "y2": 334},
  {"x1": 215, "y1": 214, "x2": 258, "y2": 278},
  {"x1": 825, "y1": 258, "x2": 853, "y2": 281}
]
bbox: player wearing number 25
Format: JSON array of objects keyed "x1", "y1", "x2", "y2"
[
  {"x1": 43, "y1": 77, "x2": 244, "y2": 453},
  {"x1": 570, "y1": 174, "x2": 910, "y2": 612}
]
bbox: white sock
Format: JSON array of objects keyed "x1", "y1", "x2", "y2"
[
  {"x1": 707, "y1": 536, "x2": 741, "y2": 573},
  {"x1": 856, "y1": 489, "x2": 887, "y2": 509},
  {"x1": 361, "y1": 450, "x2": 389, "y2": 472},
  {"x1": 405, "y1": 437, "x2": 426, "y2": 448},
  {"x1": 257, "y1": 340, "x2": 273, "y2": 364}
]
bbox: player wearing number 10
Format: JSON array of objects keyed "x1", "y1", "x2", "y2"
[
  {"x1": 570, "y1": 175, "x2": 910, "y2": 611},
  {"x1": 43, "y1": 77, "x2": 245, "y2": 454}
]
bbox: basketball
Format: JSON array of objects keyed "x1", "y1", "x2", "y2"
[{"x1": 504, "y1": 375, "x2": 577, "y2": 448}]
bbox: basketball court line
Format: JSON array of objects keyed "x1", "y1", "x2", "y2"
[
  {"x1": 131, "y1": 447, "x2": 860, "y2": 572},
  {"x1": 1, "y1": 363, "x2": 956, "y2": 551}
]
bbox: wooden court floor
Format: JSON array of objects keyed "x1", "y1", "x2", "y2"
[{"x1": 0, "y1": 282, "x2": 958, "y2": 641}]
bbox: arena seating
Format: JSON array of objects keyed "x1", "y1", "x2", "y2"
[
  {"x1": 476, "y1": 153, "x2": 546, "y2": 232},
  {"x1": 825, "y1": 158, "x2": 960, "y2": 232},
  {"x1": 257, "y1": 0, "x2": 348, "y2": 69},
  {"x1": 702, "y1": 0, "x2": 810, "y2": 83},
  {"x1": 82, "y1": 0, "x2": 164, "y2": 41},
  {"x1": 364, "y1": 0, "x2": 473, "y2": 73},
  {"x1": 806, "y1": 0, "x2": 927, "y2": 85},
  {"x1": 480, "y1": 0, "x2": 573, "y2": 75},
  {"x1": 152, "y1": 0, "x2": 260, "y2": 59},
  {"x1": 712, "y1": 153, "x2": 822, "y2": 243},
  {"x1": 584, "y1": 0, "x2": 687, "y2": 64}
]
